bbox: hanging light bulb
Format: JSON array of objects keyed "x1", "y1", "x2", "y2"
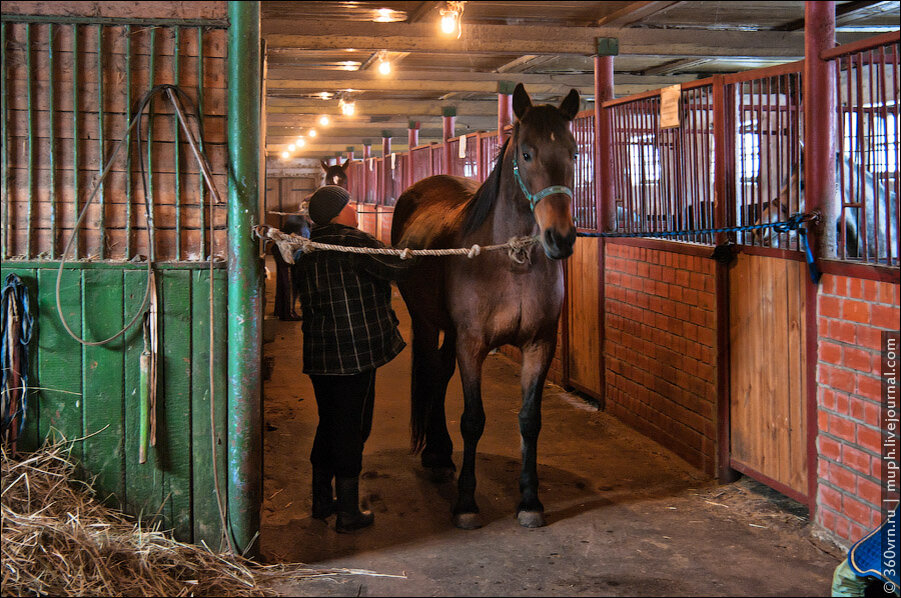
[
  {"x1": 339, "y1": 98, "x2": 356, "y2": 116},
  {"x1": 439, "y1": 1, "x2": 465, "y2": 38},
  {"x1": 377, "y1": 50, "x2": 391, "y2": 75},
  {"x1": 281, "y1": 151, "x2": 290, "y2": 160},
  {"x1": 319, "y1": 115, "x2": 330, "y2": 126},
  {"x1": 288, "y1": 143, "x2": 296, "y2": 152},
  {"x1": 296, "y1": 138, "x2": 306, "y2": 147},
  {"x1": 308, "y1": 129, "x2": 317, "y2": 137}
]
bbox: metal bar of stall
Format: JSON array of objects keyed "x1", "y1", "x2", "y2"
[
  {"x1": 126, "y1": 25, "x2": 133, "y2": 259},
  {"x1": 97, "y1": 24, "x2": 107, "y2": 259},
  {"x1": 49, "y1": 24, "x2": 57, "y2": 259},
  {"x1": 0, "y1": 22, "x2": 7, "y2": 259},
  {"x1": 148, "y1": 28, "x2": 157, "y2": 262},
  {"x1": 868, "y1": 48, "x2": 879, "y2": 262},
  {"x1": 878, "y1": 45, "x2": 890, "y2": 265},
  {"x1": 174, "y1": 27, "x2": 182, "y2": 261},
  {"x1": 891, "y1": 43, "x2": 900, "y2": 266},
  {"x1": 197, "y1": 25, "x2": 207, "y2": 260},
  {"x1": 854, "y1": 51, "x2": 868, "y2": 259},
  {"x1": 836, "y1": 58, "x2": 847, "y2": 260},
  {"x1": 72, "y1": 24, "x2": 80, "y2": 259},
  {"x1": 26, "y1": 23, "x2": 34, "y2": 259}
]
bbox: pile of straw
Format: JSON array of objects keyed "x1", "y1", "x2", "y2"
[{"x1": 1, "y1": 442, "x2": 390, "y2": 596}]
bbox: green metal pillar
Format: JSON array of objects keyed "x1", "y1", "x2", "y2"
[{"x1": 227, "y1": 0, "x2": 262, "y2": 556}]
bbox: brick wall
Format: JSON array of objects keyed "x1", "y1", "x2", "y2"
[
  {"x1": 604, "y1": 242, "x2": 718, "y2": 475},
  {"x1": 816, "y1": 274, "x2": 900, "y2": 545}
]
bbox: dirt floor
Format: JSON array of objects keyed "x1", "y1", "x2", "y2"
[{"x1": 259, "y1": 258, "x2": 844, "y2": 597}]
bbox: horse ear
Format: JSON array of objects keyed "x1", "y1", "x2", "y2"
[
  {"x1": 558, "y1": 89, "x2": 580, "y2": 121},
  {"x1": 512, "y1": 83, "x2": 532, "y2": 120},
  {"x1": 320, "y1": 160, "x2": 329, "y2": 172},
  {"x1": 342, "y1": 158, "x2": 352, "y2": 170}
]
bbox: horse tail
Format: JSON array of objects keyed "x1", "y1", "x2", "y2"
[{"x1": 408, "y1": 324, "x2": 456, "y2": 456}]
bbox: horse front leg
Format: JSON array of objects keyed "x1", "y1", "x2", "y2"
[
  {"x1": 516, "y1": 339, "x2": 554, "y2": 528},
  {"x1": 453, "y1": 339, "x2": 488, "y2": 529}
]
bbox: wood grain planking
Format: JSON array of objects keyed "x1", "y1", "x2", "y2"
[
  {"x1": 566, "y1": 237, "x2": 601, "y2": 394},
  {"x1": 786, "y1": 259, "x2": 808, "y2": 493},
  {"x1": 190, "y1": 268, "x2": 228, "y2": 548},
  {"x1": 36, "y1": 267, "x2": 83, "y2": 460},
  {"x1": 158, "y1": 269, "x2": 194, "y2": 541},
  {"x1": 81, "y1": 268, "x2": 126, "y2": 508}
]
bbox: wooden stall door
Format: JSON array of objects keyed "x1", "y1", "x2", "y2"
[
  {"x1": 565, "y1": 237, "x2": 602, "y2": 398},
  {"x1": 728, "y1": 253, "x2": 808, "y2": 500}
]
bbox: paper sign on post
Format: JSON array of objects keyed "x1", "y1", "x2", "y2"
[
  {"x1": 459, "y1": 134, "x2": 467, "y2": 159},
  {"x1": 660, "y1": 84, "x2": 681, "y2": 129}
]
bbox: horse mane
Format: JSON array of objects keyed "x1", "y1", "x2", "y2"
[{"x1": 462, "y1": 137, "x2": 510, "y2": 235}]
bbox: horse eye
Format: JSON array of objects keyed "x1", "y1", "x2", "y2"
[{"x1": 522, "y1": 151, "x2": 532, "y2": 162}]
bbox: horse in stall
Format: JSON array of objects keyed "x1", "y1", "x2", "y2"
[
  {"x1": 391, "y1": 84, "x2": 579, "y2": 529},
  {"x1": 321, "y1": 158, "x2": 352, "y2": 189}
]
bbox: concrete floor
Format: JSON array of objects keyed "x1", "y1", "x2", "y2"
[{"x1": 259, "y1": 261, "x2": 843, "y2": 597}]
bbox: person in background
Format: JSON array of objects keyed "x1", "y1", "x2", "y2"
[{"x1": 292, "y1": 185, "x2": 411, "y2": 533}]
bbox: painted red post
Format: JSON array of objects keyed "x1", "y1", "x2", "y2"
[
  {"x1": 498, "y1": 80, "x2": 515, "y2": 140},
  {"x1": 593, "y1": 38, "x2": 618, "y2": 411},
  {"x1": 594, "y1": 55, "x2": 615, "y2": 233},
  {"x1": 803, "y1": 0, "x2": 836, "y2": 521},
  {"x1": 443, "y1": 106, "x2": 456, "y2": 175},
  {"x1": 381, "y1": 130, "x2": 392, "y2": 205},
  {"x1": 362, "y1": 141, "x2": 371, "y2": 203},
  {"x1": 407, "y1": 120, "x2": 420, "y2": 188},
  {"x1": 805, "y1": 1, "x2": 837, "y2": 258}
]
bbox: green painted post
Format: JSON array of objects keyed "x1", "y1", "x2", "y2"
[{"x1": 227, "y1": 0, "x2": 262, "y2": 557}]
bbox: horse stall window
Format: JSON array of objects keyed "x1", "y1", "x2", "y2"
[
  {"x1": 1, "y1": 21, "x2": 228, "y2": 261},
  {"x1": 831, "y1": 37, "x2": 900, "y2": 266},
  {"x1": 572, "y1": 112, "x2": 596, "y2": 232},
  {"x1": 609, "y1": 85, "x2": 715, "y2": 244},
  {"x1": 730, "y1": 65, "x2": 804, "y2": 252}
]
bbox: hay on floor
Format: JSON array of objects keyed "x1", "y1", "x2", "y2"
[{"x1": 1, "y1": 441, "x2": 398, "y2": 597}]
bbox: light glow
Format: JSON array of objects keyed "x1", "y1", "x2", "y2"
[{"x1": 319, "y1": 115, "x2": 330, "y2": 126}]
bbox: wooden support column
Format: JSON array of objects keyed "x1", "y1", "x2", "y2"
[
  {"x1": 407, "y1": 121, "x2": 420, "y2": 188},
  {"x1": 803, "y1": 0, "x2": 835, "y2": 518},
  {"x1": 443, "y1": 106, "x2": 456, "y2": 174},
  {"x1": 593, "y1": 37, "x2": 617, "y2": 411},
  {"x1": 382, "y1": 130, "x2": 392, "y2": 203},
  {"x1": 498, "y1": 80, "x2": 515, "y2": 140}
]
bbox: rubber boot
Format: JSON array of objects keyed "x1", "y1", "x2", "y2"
[
  {"x1": 335, "y1": 476, "x2": 374, "y2": 533},
  {"x1": 311, "y1": 468, "x2": 337, "y2": 520}
]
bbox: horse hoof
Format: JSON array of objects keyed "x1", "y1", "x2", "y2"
[
  {"x1": 453, "y1": 513, "x2": 482, "y2": 530},
  {"x1": 428, "y1": 467, "x2": 455, "y2": 484},
  {"x1": 517, "y1": 511, "x2": 546, "y2": 528}
]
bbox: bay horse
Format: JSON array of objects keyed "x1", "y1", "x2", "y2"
[
  {"x1": 321, "y1": 158, "x2": 351, "y2": 188},
  {"x1": 391, "y1": 84, "x2": 579, "y2": 529}
]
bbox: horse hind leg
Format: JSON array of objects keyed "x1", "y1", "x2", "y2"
[
  {"x1": 453, "y1": 341, "x2": 488, "y2": 530},
  {"x1": 410, "y1": 318, "x2": 457, "y2": 480}
]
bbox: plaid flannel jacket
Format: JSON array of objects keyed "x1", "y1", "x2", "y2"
[{"x1": 293, "y1": 223, "x2": 407, "y2": 375}]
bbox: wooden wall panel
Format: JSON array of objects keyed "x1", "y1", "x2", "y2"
[
  {"x1": 565, "y1": 236, "x2": 602, "y2": 396},
  {"x1": 729, "y1": 253, "x2": 808, "y2": 497}
]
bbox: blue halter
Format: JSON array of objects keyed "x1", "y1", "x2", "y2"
[{"x1": 512, "y1": 152, "x2": 574, "y2": 212}]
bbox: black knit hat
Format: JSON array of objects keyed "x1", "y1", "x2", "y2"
[{"x1": 308, "y1": 185, "x2": 350, "y2": 225}]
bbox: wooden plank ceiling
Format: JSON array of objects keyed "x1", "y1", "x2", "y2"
[{"x1": 262, "y1": 0, "x2": 899, "y2": 159}]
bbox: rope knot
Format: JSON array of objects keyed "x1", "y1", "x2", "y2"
[
  {"x1": 507, "y1": 236, "x2": 536, "y2": 264},
  {"x1": 399, "y1": 248, "x2": 413, "y2": 260},
  {"x1": 467, "y1": 244, "x2": 482, "y2": 259}
]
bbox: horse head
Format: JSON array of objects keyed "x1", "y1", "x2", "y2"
[
  {"x1": 510, "y1": 83, "x2": 580, "y2": 260},
  {"x1": 321, "y1": 158, "x2": 351, "y2": 189}
]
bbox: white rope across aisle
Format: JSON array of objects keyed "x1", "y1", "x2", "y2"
[{"x1": 252, "y1": 225, "x2": 539, "y2": 265}]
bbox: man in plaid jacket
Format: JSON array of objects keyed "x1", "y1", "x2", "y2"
[{"x1": 293, "y1": 185, "x2": 411, "y2": 533}]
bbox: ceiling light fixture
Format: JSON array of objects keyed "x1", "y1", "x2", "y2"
[
  {"x1": 339, "y1": 97, "x2": 356, "y2": 116},
  {"x1": 296, "y1": 138, "x2": 306, "y2": 147},
  {"x1": 319, "y1": 115, "x2": 330, "y2": 126},
  {"x1": 377, "y1": 50, "x2": 391, "y2": 75},
  {"x1": 439, "y1": 1, "x2": 465, "y2": 39},
  {"x1": 308, "y1": 129, "x2": 317, "y2": 137},
  {"x1": 281, "y1": 151, "x2": 290, "y2": 160}
]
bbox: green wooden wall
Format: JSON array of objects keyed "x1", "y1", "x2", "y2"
[{"x1": 1, "y1": 262, "x2": 228, "y2": 546}]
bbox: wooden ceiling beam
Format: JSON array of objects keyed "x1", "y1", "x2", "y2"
[
  {"x1": 595, "y1": 1, "x2": 685, "y2": 27},
  {"x1": 263, "y1": 20, "x2": 871, "y2": 58}
]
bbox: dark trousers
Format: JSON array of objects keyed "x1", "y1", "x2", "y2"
[
  {"x1": 272, "y1": 247, "x2": 296, "y2": 320},
  {"x1": 309, "y1": 369, "x2": 376, "y2": 478}
]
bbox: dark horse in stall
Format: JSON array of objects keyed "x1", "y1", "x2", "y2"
[
  {"x1": 321, "y1": 158, "x2": 352, "y2": 189},
  {"x1": 391, "y1": 84, "x2": 580, "y2": 529}
]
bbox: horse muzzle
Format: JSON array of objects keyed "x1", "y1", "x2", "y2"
[{"x1": 541, "y1": 226, "x2": 576, "y2": 260}]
